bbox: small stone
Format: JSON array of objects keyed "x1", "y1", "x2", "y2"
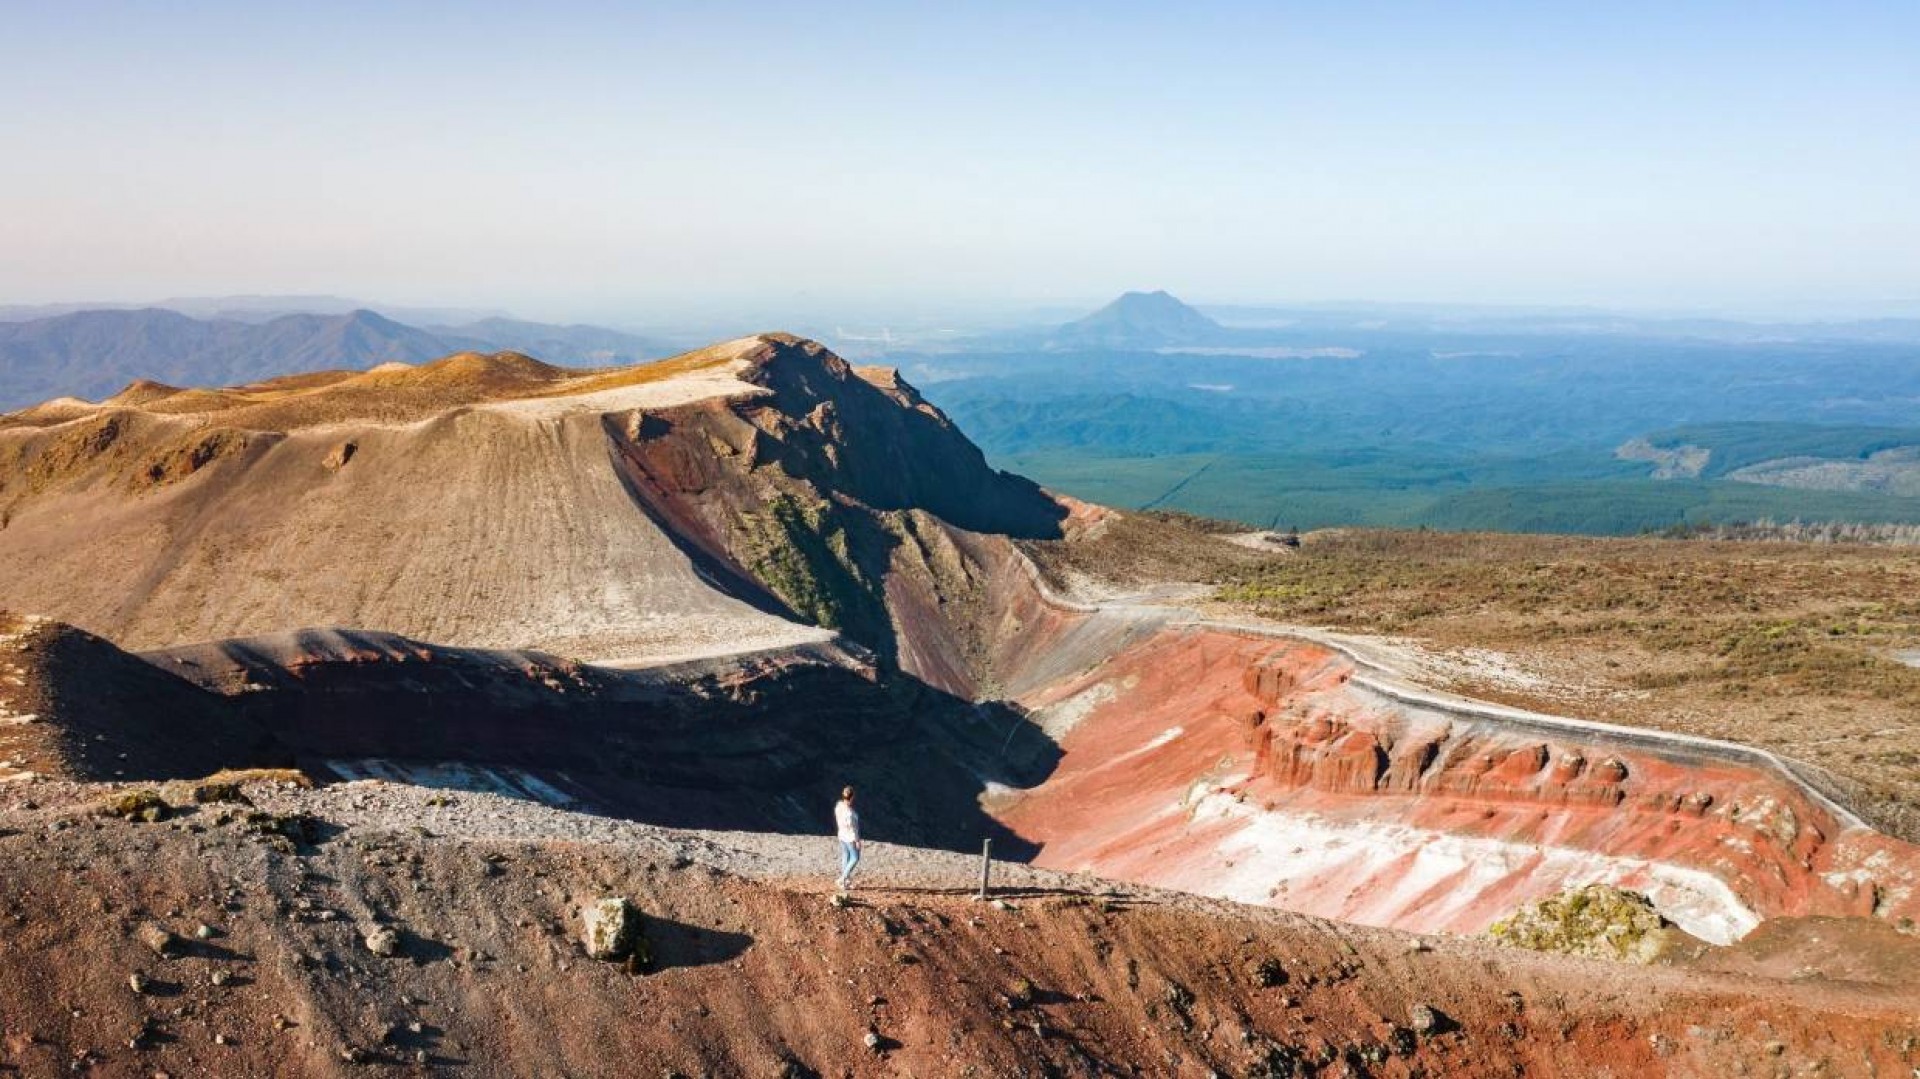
[
  {"x1": 193, "y1": 924, "x2": 215, "y2": 940},
  {"x1": 1246, "y1": 956, "x2": 1287, "y2": 988},
  {"x1": 136, "y1": 923, "x2": 179, "y2": 959},
  {"x1": 128, "y1": 972, "x2": 150, "y2": 994},
  {"x1": 363, "y1": 925, "x2": 402, "y2": 958},
  {"x1": 210, "y1": 969, "x2": 231, "y2": 987},
  {"x1": 864, "y1": 1030, "x2": 881, "y2": 1051},
  {"x1": 213, "y1": 1033, "x2": 228, "y2": 1046},
  {"x1": 1409, "y1": 1003, "x2": 1442, "y2": 1035}
]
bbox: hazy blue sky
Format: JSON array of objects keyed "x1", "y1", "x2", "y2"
[{"x1": 2, "y1": 2, "x2": 1916, "y2": 322}]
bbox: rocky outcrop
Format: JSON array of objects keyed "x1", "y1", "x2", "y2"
[
  {"x1": 601, "y1": 335, "x2": 1068, "y2": 692},
  {"x1": 131, "y1": 626, "x2": 1056, "y2": 855}
]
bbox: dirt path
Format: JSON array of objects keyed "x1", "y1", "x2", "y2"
[{"x1": 1141, "y1": 455, "x2": 1218, "y2": 511}]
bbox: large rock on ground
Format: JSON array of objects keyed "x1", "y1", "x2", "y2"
[
  {"x1": 581, "y1": 897, "x2": 642, "y2": 962},
  {"x1": 1488, "y1": 883, "x2": 1684, "y2": 964}
]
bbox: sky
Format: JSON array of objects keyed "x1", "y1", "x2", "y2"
[{"x1": 2, "y1": 1, "x2": 1916, "y2": 324}]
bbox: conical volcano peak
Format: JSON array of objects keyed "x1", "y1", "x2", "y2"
[{"x1": 1052, "y1": 290, "x2": 1223, "y2": 348}]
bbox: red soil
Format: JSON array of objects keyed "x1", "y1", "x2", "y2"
[{"x1": 1, "y1": 786, "x2": 1916, "y2": 1078}]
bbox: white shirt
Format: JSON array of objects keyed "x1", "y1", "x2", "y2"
[{"x1": 834, "y1": 800, "x2": 860, "y2": 843}]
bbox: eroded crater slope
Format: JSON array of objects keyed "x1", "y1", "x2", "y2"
[{"x1": 5, "y1": 334, "x2": 1919, "y2": 975}]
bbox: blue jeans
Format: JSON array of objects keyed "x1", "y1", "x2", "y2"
[{"x1": 838, "y1": 840, "x2": 861, "y2": 885}]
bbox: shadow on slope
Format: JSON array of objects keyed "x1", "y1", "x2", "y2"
[
  {"x1": 0, "y1": 611, "x2": 289, "y2": 780},
  {"x1": 145, "y1": 628, "x2": 1059, "y2": 859}
]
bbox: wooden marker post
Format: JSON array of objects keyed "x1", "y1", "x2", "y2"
[{"x1": 978, "y1": 837, "x2": 993, "y2": 900}]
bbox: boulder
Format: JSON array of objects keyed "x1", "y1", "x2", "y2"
[
  {"x1": 1488, "y1": 884, "x2": 1680, "y2": 964},
  {"x1": 581, "y1": 897, "x2": 641, "y2": 961}
]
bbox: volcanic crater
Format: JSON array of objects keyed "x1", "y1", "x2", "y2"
[{"x1": 3, "y1": 333, "x2": 1919, "y2": 1075}]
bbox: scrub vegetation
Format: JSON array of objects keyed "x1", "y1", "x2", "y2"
[{"x1": 1212, "y1": 528, "x2": 1920, "y2": 838}]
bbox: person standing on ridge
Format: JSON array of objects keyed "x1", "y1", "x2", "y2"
[{"x1": 834, "y1": 786, "x2": 862, "y2": 892}]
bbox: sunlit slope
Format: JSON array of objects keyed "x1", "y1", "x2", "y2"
[{"x1": 0, "y1": 339, "x2": 824, "y2": 659}]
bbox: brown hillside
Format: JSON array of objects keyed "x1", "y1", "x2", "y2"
[{"x1": 0, "y1": 335, "x2": 1063, "y2": 676}]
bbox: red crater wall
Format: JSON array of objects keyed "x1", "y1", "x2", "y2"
[{"x1": 994, "y1": 626, "x2": 1920, "y2": 941}]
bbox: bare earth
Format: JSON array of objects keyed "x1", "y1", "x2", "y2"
[{"x1": 2, "y1": 778, "x2": 1915, "y2": 1078}]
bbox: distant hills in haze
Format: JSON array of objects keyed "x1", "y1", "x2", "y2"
[
  {"x1": 0, "y1": 294, "x2": 509, "y2": 326},
  {"x1": 0, "y1": 306, "x2": 676, "y2": 410},
  {"x1": 898, "y1": 291, "x2": 1920, "y2": 536},
  {"x1": 889, "y1": 291, "x2": 1920, "y2": 357}
]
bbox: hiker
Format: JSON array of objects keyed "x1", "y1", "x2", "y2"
[{"x1": 834, "y1": 786, "x2": 862, "y2": 891}]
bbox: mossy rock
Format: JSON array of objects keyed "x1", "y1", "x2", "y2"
[
  {"x1": 1005, "y1": 977, "x2": 1035, "y2": 1007},
  {"x1": 1488, "y1": 884, "x2": 1679, "y2": 964},
  {"x1": 97, "y1": 789, "x2": 170, "y2": 822},
  {"x1": 187, "y1": 780, "x2": 250, "y2": 805},
  {"x1": 582, "y1": 897, "x2": 651, "y2": 965},
  {"x1": 238, "y1": 810, "x2": 323, "y2": 849}
]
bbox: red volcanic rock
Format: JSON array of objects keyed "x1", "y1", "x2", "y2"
[
  {"x1": 1382, "y1": 733, "x2": 1443, "y2": 791},
  {"x1": 1490, "y1": 744, "x2": 1550, "y2": 785},
  {"x1": 1549, "y1": 751, "x2": 1587, "y2": 783},
  {"x1": 1593, "y1": 757, "x2": 1630, "y2": 783},
  {"x1": 996, "y1": 624, "x2": 1920, "y2": 941},
  {"x1": 1243, "y1": 656, "x2": 1299, "y2": 700},
  {"x1": 1317, "y1": 729, "x2": 1389, "y2": 792},
  {"x1": 4, "y1": 788, "x2": 1915, "y2": 1078}
]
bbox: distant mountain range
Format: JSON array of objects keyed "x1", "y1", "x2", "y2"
[
  {"x1": 0, "y1": 294, "x2": 509, "y2": 326},
  {"x1": 0, "y1": 307, "x2": 675, "y2": 410}
]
